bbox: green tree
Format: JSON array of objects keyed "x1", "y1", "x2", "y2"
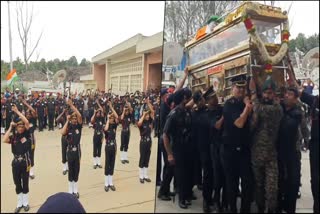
[
  {"x1": 67, "y1": 56, "x2": 78, "y2": 67},
  {"x1": 79, "y1": 58, "x2": 90, "y2": 67},
  {"x1": 1, "y1": 60, "x2": 10, "y2": 80}
]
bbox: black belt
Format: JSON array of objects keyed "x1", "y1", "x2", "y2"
[
  {"x1": 223, "y1": 144, "x2": 246, "y2": 152},
  {"x1": 122, "y1": 128, "x2": 130, "y2": 132}
]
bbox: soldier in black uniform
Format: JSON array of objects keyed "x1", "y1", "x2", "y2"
[
  {"x1": 88, "y1": 94, "x2": 95, "y2": 127},
  {"x1": 3, "y1": 105, "x2": 32, "y2": 213},
  {"x1": 61, "y1": 99, "x2": 83, "y2": 198},
  {"x1": 91, "y1": 107, "x2": 105, "y2": 169},
  {"x1": 191, "y1": 89, "x2": 214, "y2": 213},
  {"x1": 5, "y1": 95, "x2": 14, "y2": 131},
  {"x1": 56, "y1": 109, "x2": 69, "y2": 175},
  {"x1": 277, "y1": 87, "x2": 302, "y2": 213},
  {"x1": 15, "y1": 94, "x2": 25, "y2": 113},
  {"x1": 76, "y1": 96, "x2": 85, "y2": 122},
  {"x1": 35, "y1": 96, "x2": 47, "y2": 132},
  {"x1": 153, "y1": 96, "x2": 160, "y2": 138},
  {"x1": 55, "y1": 93, "x2": 64, "y2": 128},
  {"x1": 22, "y1": 99, "x2": 37, "y2": 180},
  {"x1": 137, "y1": 99, "x2": 154, "y2": 184},
  {"x1": 120, "y1": 102, "x2": 133, "y2": 164},
  {"x1": 222, "y1": 75, "x2": 253, "y2": 213},
  {"x1": 163, "y1": 88, "x2": 193, "y2": 209},
  {"x1": 205, "y1": 87, "x2": 227, "y2": 212},
  {"x1": 103, "y1": 102, "x2": 119, "y2": 192},
  {"x1": 47, "y1": 93, "x2": 56, "y2": 131}
]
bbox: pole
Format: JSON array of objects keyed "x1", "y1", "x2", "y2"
[{"x1": 7, "y1": 1, "x2": 13, "y2": 71}]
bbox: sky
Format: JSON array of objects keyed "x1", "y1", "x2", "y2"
[
  {"x1": 1, "y1": 1, "x2": 165, "y2": 63},
  {"x1": 1, "y1": 1, "x2": 319, "y2": 63}
]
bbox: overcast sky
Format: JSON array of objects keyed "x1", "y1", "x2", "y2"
[
  {"x1": 1, "y1": 1, "x2": 319, "y2": 63},
  {"x1": 1, "y1": 1, "x2": 165, "y2": 63}
]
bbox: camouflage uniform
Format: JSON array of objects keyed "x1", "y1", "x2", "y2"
[{"x1": 251, "y1": 99, "x2": 283, "y2": 212}]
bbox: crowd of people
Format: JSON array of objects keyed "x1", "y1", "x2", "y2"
[
  {"x1": 156, "y1": 67, "x2": 318, "y2": 213},
  {"x1": 1, "y1": 87, "x2": 161, "y2": 213}
]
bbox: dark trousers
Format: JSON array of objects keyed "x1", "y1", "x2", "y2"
[
  {"x1": 200, "y1": 153, "x2": 214, "y2": 204},
  {"x1": 154, "y1": 117, "x2": 159, "y2": 137},
  {"x1": 310, "y1": 139, "x2": 319, "y2": 213},
  {"x1": 158, "y1": 137, "x2": 175, "y2": 195},
  {"x1": 156, "y1": 137, "x2": 163, "y2": 184},
  {"x1": 105, "y1": 143, "x2": 116, "y2": 175},
  {"x1": 278, "y1": 153, "x2": 301, "y2": 213},
  {"x1": 12, "y1": 161, "x2": 29, "y2": 194},
  {"x1": 67, "y1": 147, "x2": 81, "y2": 182},
  {"x1": 211, "y1": 144, "x2": 227, "y2": 207},
  {"x1": 30, "y1": 148, "x2": 35, "y2": 167},
  {"x1": 89, "y1": 109, "x2": 94, "y2": 123},
  {"x1": 44, "y1": 115, "x2": 47, "y2": 128},
  {"x1": 38, "y1": 114, "x2": 44, "y2": 131},
  {"x1": 48, "y1": 112, "x2": 55, "y2": 130},
  {"x1": 194, "y1": 149, "x2": 203, "y2": 187},
  {"x1": 174, "y1": 147, "x2": 194, "y2": 202},
  {"x1": 120, "y1": 130, "x2": 130, "y2": 152},
  {"x1": 6, "y1": 115, "x2": 12, "y2": 130},
  {"x1": 61, "y1": 137, "x2": 68, "y2": 164},
  {"x1": 221, "y1": 145, "x2": 253, "y2": 213},
  {"x1": 93, "y1": 134, "x2": 103, "y2": 157},
  {"x1": 139, "y1": 137, "x2": 152, "y2": 168}
]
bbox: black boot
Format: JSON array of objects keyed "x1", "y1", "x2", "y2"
[
  {"x1": 179, "y1": 200, "x2": 188, "y2": 209},
  {"x1": 203, "y1": 201, "x2": 212, "y2": 213}
]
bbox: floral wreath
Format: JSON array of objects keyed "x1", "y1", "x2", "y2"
[{"x1": 242, "y1": 11, "x2": 290, "y2": 73}]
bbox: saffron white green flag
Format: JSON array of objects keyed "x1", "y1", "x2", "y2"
[{"x1": 6, "y1": 69, "x2": 18, "y2": 86}]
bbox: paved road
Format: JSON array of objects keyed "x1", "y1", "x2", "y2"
[
  {"x1": 1, "y1": 125, "x2": 158, "y2": 213},
  {"x1": 155, "y1": 152, "x2": 314, "y2": 213}
]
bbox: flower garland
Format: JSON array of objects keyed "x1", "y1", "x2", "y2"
[{"x1": 242, "y1": 12, "x2": 290, "y2": 73}]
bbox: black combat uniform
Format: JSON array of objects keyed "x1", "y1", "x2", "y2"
[
  {"x1": 163, "y1": 104, "x2": 193, "y2": 207},
  {"x1": 300, "y1": 91, "x2": 319, "y2": 213},
  {"x1": 5, "y1": 99, "x2": 14, "y2": 130},
  {"x1": 64, "y1": 122, "x2": 82, "y2": 198},
  {"x1": 192, "y1": 105, "x2": 214, "y2": 211},
  {"x1": 222, "y1": 96, "x2": 253, "y2": 213},
  {"x1": 120, "y1": 111, "x2": 132, "y2": 163},
  {"x1": 47, "y1": 97, "x2": 56, "y2": 131},
  {"x1": 35, "y1": 99, "x2": 46, "y2": 132},
  {"x1": 9, "y1": 122, "x2": 32, "y2": 212},
  {"x1": 277, "y1": 100, "x2": 302, "y2": 213},
  {"x1": 138, "y1": 116, "x2": 153, "y2": 183},
  {"x1": 92, "y1": 113, "x2": 105, "y2": 168}
]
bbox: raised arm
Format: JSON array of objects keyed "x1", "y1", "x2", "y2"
[
  {"x1": 234, "y1": 97, "x2": 253, "y2": 129},
  {"x1": 104, "y1": 114, "x2": 110, "y2": 131},
  {"x1": 68, "y1": 99, "x2": 82, "y2": 124},
  {"x1": 12, "y1": 105, "x2": 30, "y2": 130},
  {"x1": 2, "y1": 122, "x2": 14, "y2": 144},
  {"x1": 108, "y1": 101, "x2": 119, "y2": 119},
  {"x1": 137, "y1": 111, "x2": 146, "y2": 127},
  {"x1": 22, "y1": 99, "x2": 36, "y2": 116},
  {"x1": 174, "y1": 67, "x2": 189, "y2": 93},
  {"x1": 61, "y1": 115, "x2": 70, "y2": 136}
]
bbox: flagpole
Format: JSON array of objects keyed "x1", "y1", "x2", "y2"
[{"x1": 7, "y1": 1, "x2": 13, "y2": 71}]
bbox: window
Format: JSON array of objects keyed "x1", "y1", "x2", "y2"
[
  {"x1": 130, "y1": 74, "x2": 142, "y2": 92},
  {"x1": 110, "y1": 77, "x2": 119, "y2": 91},
  {"x1": 120, "y1": 76, "x2": 129, "y2": 92}
]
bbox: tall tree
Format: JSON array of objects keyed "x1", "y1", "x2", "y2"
[
  {"x1": 16, "y1": 1, "x2": 43, "y2": 72},
  {"x1": 164, "y1": 1, "x2": 240, "y2": 46}
]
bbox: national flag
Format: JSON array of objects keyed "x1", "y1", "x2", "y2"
[{"x1": 6, "y1": 69, "x2": 18, "y2": 86}]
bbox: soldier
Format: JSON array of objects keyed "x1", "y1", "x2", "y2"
[
  {"x1": 277, "y1": 87, "x2": 302, "y2": 213},
  {"x1": 249, "y1": 76, "x2": 283, "y2": 213},
  {"x1": 163, "y1": 88, "x2": 193, "y2": 209},
  {"x1": 222, "y1": 75, "x2": 253, "y2": 213},
  {"x1": 298, "y1": 90, "x2": 319, "y2": 213},
  {"x1": 55, "y1": 93, "x2": 66, "y2": 129},
  {"x1": 47, "y1": 93, "x2": 56, "y2": 131},
  {"x1": 88, "y1": 94, "x2": 95, "y2": 127},
  {"x1": 3, "y1": 105, "x2": 32, "y2": 213},
  {"x1": 22, "y1": 99, "x2": 37, "y2": 180},
  {"x1": 91, "y1": 105, "x2": 105, "y2": 169},
  {"x1": 191, "y1": 89, "x2": 213, "y2": 213},
  {"x1": 1, "y1": 93, "x2": 7, "y2": 134},
  {"x1": 35, "y1": 96, "x2": 47, "y2": 132},
  {"x1": 204, "y1": 87, "x2": 227, "y2": 212},
  {"x1": 153, "y1": 96, "x2": 160, "y2": 138},
  {"x1": 56, "y1": 109, "x2": 69, "y2": 175},
  {"x1": 120, "y1": 102, "x2": 133, "y2": 164},
  {"x1": 5, "y1": 94, "x2": 14, "y2": 131},
  {"x1": 61, "y1": 100, "x2": 83, "y2": 198},
  {"x1": 103, "y1": 102, "x2": 119, "y2": 192},
  {"x1": 76, "y1": 95, "x2": 85, "y2": 122},
  {"x1": 15, "y1": 94, "x2": 25, "y2": 113},
  {"x1": 137, "y1": 99, "x2": 154, "y2": 184}
]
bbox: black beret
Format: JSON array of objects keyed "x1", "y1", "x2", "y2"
[
  {"x1": 37, "y1": 192, "x2": 86, "y2": 213},
  {"x1": 230, "y1": 75, "x2": 247, "y2": 87}
]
